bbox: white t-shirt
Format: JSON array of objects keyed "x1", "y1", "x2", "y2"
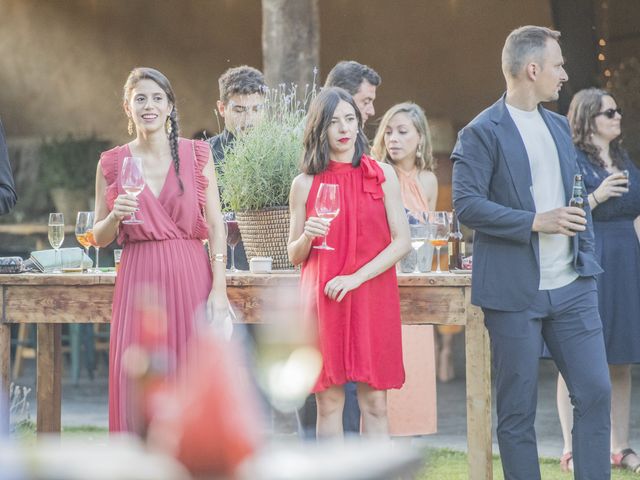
[{"x1": 506, "y1": 103, "x2": 577, "y2": 290}]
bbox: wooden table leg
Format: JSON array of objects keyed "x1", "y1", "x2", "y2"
[
  {"x1": 465, "y1": 291, "x2": 492, "y2": 480},
  {"x1": 0, "y1": 323, "x2": 10, "y2": 434},
  {"x1": 37, "y1": 324, "x2": 62, "y2": 433}
]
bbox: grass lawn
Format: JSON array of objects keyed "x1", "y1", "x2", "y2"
[
  {"x1": 11, "y1": 421, "x2": 108, "y2": 446},
  {"x1": 419, "y1": 448, "x2": 638, "y2": 479}
]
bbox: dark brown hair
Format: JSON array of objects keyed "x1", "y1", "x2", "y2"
[
  {"x1": 123, "y1": 67, "x2": 183, "y2": 193},
  {"x1": 567, "y1": 88, "x2": 625, "y2": 169},
  {"x1": 324, "y1": 61, "x2": 381, "y2": 95},
  {"x1": 301, "y1": 87, "x2": 368, "y2": 175},
  {"x1": 218, "y1": 65, "x2": 266, "y2": 104}
]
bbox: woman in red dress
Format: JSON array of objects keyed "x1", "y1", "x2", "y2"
[{"x1": 288, "y1": 87, "x2": 411, "y2": 437}]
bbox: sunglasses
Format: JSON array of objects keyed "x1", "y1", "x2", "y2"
[{"x1": 595, "y1": 108, "x2": 623, "y2": 119}]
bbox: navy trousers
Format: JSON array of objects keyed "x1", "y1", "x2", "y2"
[{"x1": 484, "y1": 277, "x2": 611, "y2": 480}]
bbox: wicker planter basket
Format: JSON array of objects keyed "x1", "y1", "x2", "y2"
[{"x1": 236, "y1": 206, "x2": 294, "y2": 270}]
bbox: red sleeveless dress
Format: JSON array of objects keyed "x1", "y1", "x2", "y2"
[
  {"x1": 301, "y1": 155, "x2": 405, "y2": 392},
  {"x1": 101, "y1": 139, "x2": 213, "y2": 432}
]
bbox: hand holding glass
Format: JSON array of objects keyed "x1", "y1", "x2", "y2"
[
  {"x1": 428, "y1": 211, "x2": 450, "y2": 273},
  {"x1": 48, "y1": 213, "x2": 64, "y2": 273},
  {"x1": 313, "y1": 183, "x2": 340, "y2": 250},
  {"x1": 121, "y1": 156, "x2": 145, "y2": 224}
]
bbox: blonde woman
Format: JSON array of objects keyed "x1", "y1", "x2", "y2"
[{"x1": 371, "y1": 102, "x2": 441, "y2": 435}]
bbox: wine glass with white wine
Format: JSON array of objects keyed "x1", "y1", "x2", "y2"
[
  {"x1": 48, "y1": 212, "x2": 65, "y2": 273},
  {"x1": 121, "y1": 156, "x2": 145, "y2": 224}
]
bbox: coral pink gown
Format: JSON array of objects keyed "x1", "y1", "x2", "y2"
[
  {"x1": 301, "y1": 156, "x2": 405, "y2": 392},
  {"x1": 101, "y1": 139, "x2": 213, "y2": 432}
]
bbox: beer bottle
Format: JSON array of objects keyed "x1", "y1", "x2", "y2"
[
  {"x1": 569, "y1": 174, "x2": 585, "y2": 209},
  {"x1": 448, "y1": 209, "x2": 465, "y2": 270}
]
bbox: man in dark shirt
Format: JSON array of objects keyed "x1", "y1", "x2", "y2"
[
  {"x1": 0, "y1": 118, "x2": 17, "y2": 215},
  {"x1": 208, "y1": 66, "x2": 267, "y2": 270}
]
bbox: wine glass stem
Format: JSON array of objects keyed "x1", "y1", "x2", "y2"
[
  {"x1": 84, "y1": 247, "x2": 90, "y2": 273},
  {"x1": 95, "y1": 247, "x2": 100, "y2": 270},
  {"x1": 54, "y1": 248, "x2": 59, "y2": 272},
  {"x1": 230, "y1": 245, "x2": 236, "y2": 272},
  {"x1": 436, "y1": 246, "x2": 442, "y2": 273}
]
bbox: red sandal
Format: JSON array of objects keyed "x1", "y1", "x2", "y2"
[
  {"x1": 560, "y1": 451, "x2": 574, "y2": 473},
  {"x1": 611, "y1": 448, "x2": 640, "y2": 473}
]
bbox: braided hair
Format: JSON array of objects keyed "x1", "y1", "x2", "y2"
[{"x1": 123, "y1": 67, "x2": 184, "y2": 193}]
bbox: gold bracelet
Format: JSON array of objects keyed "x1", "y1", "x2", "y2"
[{"x1": 212, "y1": 253, "x2": 227, "y2": 263}]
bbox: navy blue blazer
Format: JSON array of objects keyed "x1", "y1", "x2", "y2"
[{"x1": 451, "y1": 96, "x2": 602, "y2": 311}]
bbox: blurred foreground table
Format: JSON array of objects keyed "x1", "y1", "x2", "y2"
[{"x1": 0, "y1": 271, "x2": 490, "y2": 480}]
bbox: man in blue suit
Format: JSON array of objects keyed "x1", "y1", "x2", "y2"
[
  {"x1": 452, "y1": 26, "x2": 611, "y2": 480},
  {"x1": 0, "y1": 118, "x2": 17, "y2": 215}
]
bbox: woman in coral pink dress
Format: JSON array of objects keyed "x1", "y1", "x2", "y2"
[
  {"x1": 288, "y1": 87, "x2": 411, "y2": 437},
  {"x1": 92, "y1": 68, "x2": 229, "y2": 433},
  {"x1": 372, "y1": 102, "x2": 438, "y2": 436}
]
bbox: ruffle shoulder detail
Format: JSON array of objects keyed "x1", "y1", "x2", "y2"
[
  {"x1": 192, "y1": 139, "x2": 212, "y2": 239},
  {"x1": 99, "y1": 146, "x2": 122, "y2": 210}
]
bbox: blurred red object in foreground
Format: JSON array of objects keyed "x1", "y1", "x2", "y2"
[{"x1": 147, "y1": 328, "x2": 264, "y2": 477}]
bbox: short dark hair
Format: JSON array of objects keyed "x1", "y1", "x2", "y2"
[
  {"x1": 218, "y1": 66, "x2": 266, "y2": 104},
  {"x1": 324, "y1": 61, "x2": 381, "y2": 96},
  {"x1": 301, "y1": 87, "x2": 368, "y2": 175},
  {"x1": 502, "y1": 26, "x2": 561, "y2": 78}
]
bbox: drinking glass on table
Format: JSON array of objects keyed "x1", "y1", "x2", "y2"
[
  {"x1": 224, "y1": 212, "x2": 241, "y2": 272},
  {"x1": 121, "y1": 156, "x2": 145, "y2": 224},
  {"x1": 407, "y1": 211, "x2": 428, "y2": 273},
  {"x1": 48, "y1": 212, "x2": 64, "y2": 273},
  {"x1": 427, "y1": 211, "x2": 450, "y2": 273},
  {"x1": 313, "y1": 183, "x2": 340, "y2": 250},
  {"x1": 75, "y1": 211, "x2": 94, "y2": 273}
]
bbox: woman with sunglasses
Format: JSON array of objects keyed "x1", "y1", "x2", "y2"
[{"x1": 554, "y1": 88, "x2": 640, "y2": 474}]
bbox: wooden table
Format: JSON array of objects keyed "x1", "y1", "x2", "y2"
[{"x1": 0, "y1": 271, "x2": 491, "y2": 480}]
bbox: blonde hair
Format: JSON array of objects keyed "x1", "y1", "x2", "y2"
[{"x1": 371, "y1": 102, "x2": 435, "y2": 171}]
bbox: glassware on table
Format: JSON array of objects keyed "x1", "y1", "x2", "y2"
[
  {"x1": 224, "y1": 212, "x2": 241, "y2": 272},
  {"x1": 48, "y1": 212, "x2": 65, "y2": 273},
  {"x1": 86, "y1": 229, "x2": 100, "y2": 272},
  {"x1": 121, "y1": 156, "x2": 145, "y2": 224},
  {"x1": 75, "y1": 211, "x2": 94, "y2": 273},
  {"x1": 409, "y1": 212, "x2": 429, "y2": 273},
  {"x1": 313, "y1": 183, "x2": 340, "y2": 251},
  {"x1": 427, "y1": 211, "x2": 450, "y2": 273}
]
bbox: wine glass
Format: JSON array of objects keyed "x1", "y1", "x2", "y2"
[
  {"x1": 48, "y1": 213, "x2": 64, "y2": 273},
  {"x1": 224, "y1": 212, "x2": 241, "y2": 272},
  {"x1": 427, "y1": 211, "x2": 450, "y2": 273},
  {"x1": 121, "y1": 156, "x2": 145, "y2": 224},
  {"x1": 408, "y1": 212, "x2": 428, "y2": 273},
  {"x1": 75, "y1": 211, "x2": 94, "y2": 273},
  {"x1": 313, "y1": 183, "x2": 340, "y2": 250}
]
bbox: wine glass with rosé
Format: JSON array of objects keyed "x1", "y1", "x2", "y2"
[
  {"x1": 75, "y1": 211, "x2": 94, "y2": 273},
  {"x1": 313, "y1": 183, "x2": 340, "y2": 250},
  {"x1": 224, "y1": 212, "x2": 241, "y2": 272},
  {"x1": 427, "y1": 211, "x2": 450, "y2": 273},
  {"x1": 121, "y1": 156, "x2": 145, "y2": 224}
]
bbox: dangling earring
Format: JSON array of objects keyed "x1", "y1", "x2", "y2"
[
  {"x1": 416, "y1": 143, "x2": 423, "y2": 158},
  {"x1": 166, "y1": 117, "x2": 172, "y2": 136},
  {"x1": 127, "y1": 118, "x2": 133, "y2": 136}
]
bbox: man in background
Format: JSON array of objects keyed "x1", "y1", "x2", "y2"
[
  {"x1": 208, "y1": 66, "x2": 267, "y2": 270},
  {"x1": 325, "y1": 60, "x2": 380, "y2": 125}
]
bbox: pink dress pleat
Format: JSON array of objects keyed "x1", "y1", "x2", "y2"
[{"x1": 101, "y1": 139, "x2": 213, "y2": 432}]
